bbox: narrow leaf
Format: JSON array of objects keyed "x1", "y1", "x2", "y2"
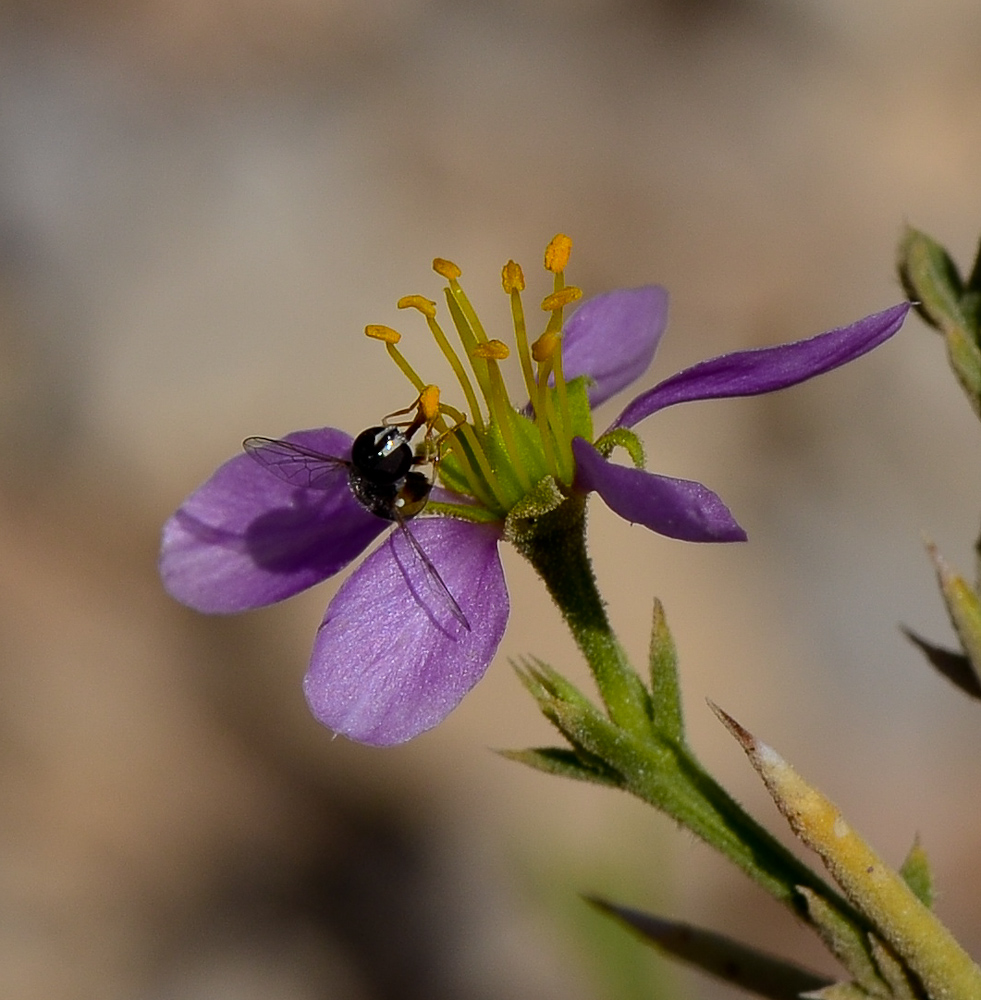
[
  {"x1": 926, "y1": 542, "x2": 981, "y2": 683},
  {"x1": 797, "y1": 888, "x2": 885, "y2": 996},
  {"x1": 944, "y1": 324, "x2": 981, "y2": 417},
  {"x1": 804, "y1": 983, "x2": 875, "y2": 1000},
  {"x1": 897, "y1": 227, "x2": 966, "y2": 332},
  {"x1": 499, "y1": 746, "x2": 623, "y2": 787},
  {"x1": 868, "y1": 937, "x2": 918, "y2": 1000},
  {"x1": 966, "y1": 234, "x2": 981, "y2": 294},
  {"x1": 901, "y1": 627, "x2": 981, "y2": 699},
  {"x1": 649, "y1": 599, "x2": 685, "y2": 743},
  {"x1": 898, "y1": 837, "x2": 934, "y2": 910},
  {"x1": 589, "y1": 898, "x2": 832, "y2": 1000},
  {"x1": 715, "y1": 706, "x2": 981, "y2": 1000}
]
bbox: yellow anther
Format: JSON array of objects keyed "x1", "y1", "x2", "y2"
[
  {"x1": 365, "y1": 324, "x2": 401, "y2": 344},
  {"x1": 541, "y1": 286, "x2": 582, "y2": 312},
  {"x1": 531, "y1": 330, "x2": 562, "y2": 363},
  {"x1": 432, "y1": 257, "x2": 462, "y2": 280},
  {"x1": 473, "y1": 339, "x2": 510, "y2": 361},
  {"x1": 397, "y1": 294, "x2": 437, "y2": 318},
  {"x1": 544, "y1": 233, "x2": 572, "y2": 273},
  {"x1": 501, "y1": 260, "x2": 526, "y2": 293},
  {"x1": 418, "y1": 384, "x2": 441, "y2": 423}
]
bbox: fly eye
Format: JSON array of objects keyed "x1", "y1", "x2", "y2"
[{"x1": 351, "y1": 426, "x2": 413, "y2": 481}]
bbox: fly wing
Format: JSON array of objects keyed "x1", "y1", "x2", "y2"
[
  {"x1": 243, "y1": 436, "x2": 350, "y2": 491},
  {"x1": 393, "y1": 515, "x2": 471, "y2": 631}
]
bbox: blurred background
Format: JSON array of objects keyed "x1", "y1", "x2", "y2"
[{"x1": 1, "y1": 0, "x2": 980, "y2": 996}]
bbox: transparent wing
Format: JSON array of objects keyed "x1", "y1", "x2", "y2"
[
  {"x1": 393, "y1": 514, "x2": 471, "y2": 631},
  {"x1": 243, "y1": 436, "x2": 350, "y2": 490}
]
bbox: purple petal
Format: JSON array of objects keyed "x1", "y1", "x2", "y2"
[
  {"x1": 305, "y1": 518, "x2": 508, "y2": 745},
  {"x1": 160, "y1": 427, "x2": 386, "y2": 613},
  {"x1": 572, "y1": 438, "x2": 746, "y2": 542},
  {"x1": 612, "y1": 303, "x2": 910, "y2": 429},
  {"x1": 562, "y1": 286, "x2": 669, "y2": 408}
]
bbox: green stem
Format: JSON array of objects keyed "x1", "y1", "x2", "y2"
[
  {"x1": 510, "y1": 494, "x2": 651, "y2": 735},
  {"x1": 510, "y1": 494, "x2": 875, "y2": 961}
]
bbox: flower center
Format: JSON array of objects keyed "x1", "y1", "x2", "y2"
[{"x1": 364, "y1": 234, "x2": 592, "y2": 522}]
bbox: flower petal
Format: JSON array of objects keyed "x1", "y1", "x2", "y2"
[
  {"x1": 572, "y1": 437, "x2": 747, "y2": 542},
  {"x1": 305, "y1": 518, "x2": 508, "y2": 745},
  {"x1": 611, "y1": 303, "x2": 910, "y2": 429},
  {"x1": 160, "y1": 427, "x2": 386, "y2": 613},
  {"x1": 562, "y1": 286, "x2": 669, "y2": 408}
]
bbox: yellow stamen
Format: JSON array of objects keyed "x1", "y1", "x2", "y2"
[
  {"x1": 471, "y1": 340, "x2": 531, "y2": 492},
  {"x1": 402, "y1": 299, "x2": 484, "y2": 434},
  {"x1": 382, "y1": 384, "x2": 445, "y2": 443},
  {"x1": 529, "y1": 330, "x2": 570, "y2": 481},
  {"x1": 397, "y1": 294, "x2": 437, "y2": 319},
  {"x1": 366, "y1": 325, "x2": 425, "y2": 392},
  {"x1": 365, "y1": 324, "x2": 401, "y2": 344},
  {"x1": 503, "y1": 261, "x2": 537, "y2": 406},
  {"x1": 418, "y1": 383, "x2": 441, "y2": 423},
  {"x1": 548, "y1": 338, "x2": 574, "y2": 481},
  {"x1": 454, "y1": 421, "x2": 510, "y2": 510},
  {"x1": 434, "y1": 415, "x2": 497, "y2": 510},
  {"x1": 442, "y1": 285, "x2": 494, "y2": 410},
  {"x1": 473, "y1": 339, "x2": 510, "y2": 360},
  {"x1": 432, "y1": 257, "x2": 462, "y2": 280},
  {"x1": 541, "y1": 286, "x2": 582, "y2": 312},
  {"x1": 544, "y1": 233, "x2": 572, "y2": 274},
  {"x1": 531, "y1": 330, "x2": 562, "y2": 363},
  {"x1": 501, "y1": 259, "x2": 525, "y2": 293}
]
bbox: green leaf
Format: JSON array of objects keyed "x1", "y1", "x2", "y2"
[
  {"x1": 897, "y1": 227, "x2": 967, "y2": 333},
  {"x1": 798, "y1": 887, "x2": 888, "y2": 997},
  {"x1": 648, "y1": 599, "x2": 685, "y2": 744},
  {"x1": 806, "y1": 983, "x2": 877, "y2": 1000},
  {"x1": 588, "y1": 898, "x2": 832, "y2": 1000},
  {"x1": 897, "y1": 227, "x2": 981, "y2": 416},
  {"x1": 944, "y1": 324, "x2": 981, "y2": 418},
  {"x1": 898, "y1": 837, "x2": 935, "y2": 910},
  {"x1": 965, "y1": 234, "x2": 981, "y2": 295},
  {"x1": 498, "y1": 746, "x2": 624, "y2": 787},
  {"x1": 868, "y1": 936, "x2": 919, "y2": 1000},
  {"x1": 927, "y1": 542, "x2": 981, "y2": 684},
  {"x1": 716, "y1": 709, "x2": 981, "y2": 1000},
  {"x1": 901, "y1": 627, "x2": 981, "y2": 700}
]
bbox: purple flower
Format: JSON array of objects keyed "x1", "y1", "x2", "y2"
[{"x1": 160, "y1": 236, "x2": 909, "y2": 745}]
